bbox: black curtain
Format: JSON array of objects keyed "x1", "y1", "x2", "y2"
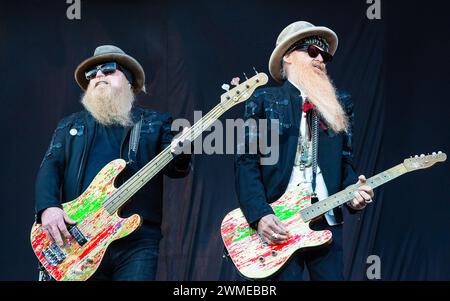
[{"x1": 0, "y1": 0, "x2": 448, "y2": 281}]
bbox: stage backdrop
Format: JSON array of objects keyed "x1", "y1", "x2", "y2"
[{"x1": 0, "y1": 0, "x2": 448, "y2": 280}]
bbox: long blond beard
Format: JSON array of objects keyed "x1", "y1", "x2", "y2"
[
  {"x1": 81, "y1": 79, "x2": 135, "y2": 127},
  {"x1": 289, "y1": 57, "x2": 348, "y2": 133}
]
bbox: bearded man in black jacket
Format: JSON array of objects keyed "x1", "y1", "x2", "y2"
[
  {"x1": 235, "y1": 21, "x2": 374, "y2": 280},
  {"x1": 35, "y1": 45, "x2": 191, "y2": 280}
]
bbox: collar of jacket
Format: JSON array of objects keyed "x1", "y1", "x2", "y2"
[
  {"x1": 282, "y1": 79, "x2": 302, "y2": 97},
  {"x1": 130, "y1": 107, "x2": 145, "y2": 125}
]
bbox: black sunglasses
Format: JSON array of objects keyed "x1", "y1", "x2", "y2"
[
  {"x1": 291, "y1": 44, "x2": 333, "y2": 64},
  {"x1": 85, "y1": 62, "x2": 119, "y2": 81}
]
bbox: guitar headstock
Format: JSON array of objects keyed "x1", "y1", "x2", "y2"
[
  {"x1": 403, "y1": 151, "x2": 447, "y2": 171},
  {"x1": 220, "y1": 72, "x2": 268, "y2": 110}
]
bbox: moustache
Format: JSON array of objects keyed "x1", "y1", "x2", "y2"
[{"x1": 312, "y1": 61, "x2": 326, "y2": 72}]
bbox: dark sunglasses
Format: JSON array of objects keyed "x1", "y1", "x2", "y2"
[
  {"x1": 85, "y1": 62, "x2": 119, "y2": 81},
  {"x1": 291, "y1": 44, "x2": 333, "y2": 64}
]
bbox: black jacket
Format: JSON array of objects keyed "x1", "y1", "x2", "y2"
[
  {"x1": 35, "y1": 107, "x2": 191, "y2": 225},
  {"x1": 235, "y1": 80, "x2": 358, "y2": 227}
]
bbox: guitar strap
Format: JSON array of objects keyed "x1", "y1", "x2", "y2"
[
  {"x1": 310, "y1": 113, "x2": 319, "y2": 203},
  {"x1": 311, "y1": 112, "x2": 343, "y2": 222},
  {"x1": 127, "y1": 117, "x2": 143, "y2": 164}
]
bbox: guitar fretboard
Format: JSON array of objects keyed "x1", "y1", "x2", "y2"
[
  {"x1": 102, "y1": 103, "x2": 228, "y2": 214},
  {"x1": 300, "y1": 164, "x2": 408, "y2": 222}
]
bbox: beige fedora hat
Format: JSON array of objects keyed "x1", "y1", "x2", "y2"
[
  {"x1": 75, "y1": 45, "x2": 145, "y2": 94},
  {"x1": 268, "y1": 21, "x2": 338, "y2": 82}
]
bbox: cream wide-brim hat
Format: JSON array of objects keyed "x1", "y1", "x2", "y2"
[{"x1": 268, "y1": 21, "x2": 338, "y2": 82}]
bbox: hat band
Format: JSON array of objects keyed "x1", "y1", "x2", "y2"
[{"x1": 285, "y1": 35, "x2": 330, "y2": 56}]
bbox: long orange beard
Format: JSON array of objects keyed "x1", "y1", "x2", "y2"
[
  {"x1": 81, "y1": 79, "x2": 135, "y2": 127},
  {"x1": 290, "y1": 58, "x2": 348, "y2": 133}
]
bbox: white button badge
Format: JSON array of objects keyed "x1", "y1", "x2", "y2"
[{"x1": 69, "y1": 128, "x2": 78, "y2": 136}]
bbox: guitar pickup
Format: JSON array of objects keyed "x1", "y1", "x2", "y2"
[
  {"x1": 42, "y1": 243, "x2": 66, "y2": 266},
  {"x1": 68, "y1": 225, "x2": 88, "y2": 246}
]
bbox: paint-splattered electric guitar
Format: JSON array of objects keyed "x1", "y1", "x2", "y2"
[
  {"x1": 31, "y1": 72, "x2": 268, "y2": 281},
  {"x1": 221, "y1": 152, "x2": 446, "y2": 279}
]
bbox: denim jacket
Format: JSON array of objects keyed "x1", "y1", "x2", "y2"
[{"x1": 235, "y1": 80, "x2": 358, "y2": 227}]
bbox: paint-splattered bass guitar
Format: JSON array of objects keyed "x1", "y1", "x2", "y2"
[
  {"x1": 31, "y1": 72, "x2": 268, "y2": 281},
  {"x1": 221, "y1": 152, "x2": 446, "y2": 279}
]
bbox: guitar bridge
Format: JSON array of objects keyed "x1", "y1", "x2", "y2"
[{"x1": 42, "y1": 243, "x2": 66, "y2": 266}]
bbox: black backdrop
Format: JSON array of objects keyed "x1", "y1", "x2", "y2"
[{"x1": 0, "y1": 0, "x2": 449, "y2": 281}]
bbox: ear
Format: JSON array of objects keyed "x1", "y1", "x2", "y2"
[{"x1": 283, "y1": 52, "x2": 293, "y2": 65}]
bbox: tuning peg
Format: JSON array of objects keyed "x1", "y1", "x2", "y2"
[
  {"x1": 243, "y1": 72, "x2": 249, "y2": 80},
  {"x1": 221, "y1": 84, "x2": 230, "y2": 92},
  {"x1": 253, "y1": 66, "x2": 259, "y2": 75},
  {"x1": 230, "y1": 77, "x2": 240, "y2": 86}
]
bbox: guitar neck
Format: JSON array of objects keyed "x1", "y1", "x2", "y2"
[
  {"x1": 97, "y1": 72, "x2": 270, "y2": 213},
  {"x1": 300, "y1": 163, "x2": 408, "y2": 222},
  {"x1": 103, "y1": 101, "x2": 230, "y2": 214}
]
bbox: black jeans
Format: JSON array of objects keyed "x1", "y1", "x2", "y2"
[
  {"x1": 90, "y1": 225, "x2": 161, "y2": 281},
  {"x1": 272, "y1": 218, "x2": 344, "y2": 281}
]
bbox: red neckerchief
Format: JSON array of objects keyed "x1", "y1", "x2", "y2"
[{"x1": 302, "y1": 99, "x2": 328, "y2": 140}]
